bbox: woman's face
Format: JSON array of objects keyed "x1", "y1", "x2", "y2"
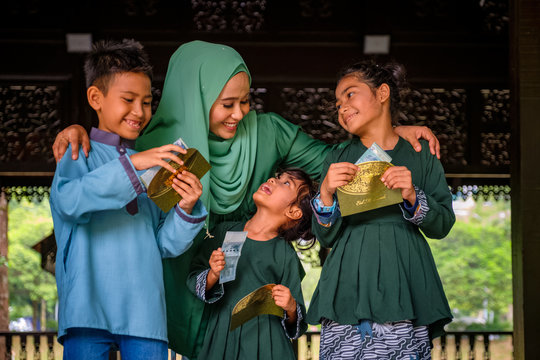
[{"x1": 209, "y1": 72, "x2": 250, "y2": 139}]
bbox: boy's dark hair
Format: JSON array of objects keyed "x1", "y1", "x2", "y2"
[
  {"x1": 84, "y1": 39, "x2": 153, "y2": 94},
  {"x1": 276, "y1": 168, "x2": 318, "y2": 248},
  {"x1": 337, "y1": 59, "x2": 408, "y2": 125}
]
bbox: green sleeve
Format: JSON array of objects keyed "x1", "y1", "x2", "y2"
[
  {"x1": 280, "y1": 245, "x2": 308, "y2": 338},
  {"x1": 311, "y1": 150, "x2": 347, "y2": 249},
  {"x1": 186, "y1": 225, "x2": 226, "y2": 295},
  {"x1": 264, "y1": 112, "x2": 334, "y2": 178},
  {"x1": 415, "y1": 144, "x2": 456, "y2": 239}
]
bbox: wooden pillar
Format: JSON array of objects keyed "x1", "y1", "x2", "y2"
[
  {"x1": 510, "y1": 0, "x2": 540, "y2": 358},
  {"x1": 0, "y1": 191, "x2": 8, "y2": 360}
]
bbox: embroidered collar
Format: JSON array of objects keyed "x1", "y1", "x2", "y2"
[{"x1": 90, "y1": 127, "x2": 136, "y2": 149}]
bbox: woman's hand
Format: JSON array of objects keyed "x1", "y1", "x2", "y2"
[
  {"x1": 394, "y1": 125, "x2": 441, "y2": 159},
  {"x1": 381, "y1": 166, "x2": 416, "y2": 205},
  {"x1": 52, "y1": 125, "x2": 91, "y2": 162},
  {"x1": 320, "y1": 162, "x2": 358, "y2": 206},
  {"x1": 172, "y1": 171, "x2": 203, "y2": 214},
  {"x1": 129, "y1": 144, "x2": 187, "y2": 172}
]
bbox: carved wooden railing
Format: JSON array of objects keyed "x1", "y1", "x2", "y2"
[
  {"x1": 1, "y1": 330, "x2": 512, "y2": 360},
  {"x1": 293, "y1": 330, "x2": 514, "y2": 360}
]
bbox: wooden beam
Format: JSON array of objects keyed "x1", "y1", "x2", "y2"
[
  {"x1": 510, "y1": 0, "x2": 540, "y2": 358},
  {"x1": 0, "y1": 191, "x2": 8, "y2": 359}
]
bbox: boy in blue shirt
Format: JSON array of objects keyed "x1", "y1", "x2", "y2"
[{"x1": 50, "y1": 39, "x2": 207, "y2": 360}]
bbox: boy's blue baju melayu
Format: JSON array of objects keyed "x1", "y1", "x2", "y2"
[{"x1": 50, "y1": 127, "x2": 207, "y2": 344}]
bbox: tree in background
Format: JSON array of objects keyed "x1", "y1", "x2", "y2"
[
  {"x1": 429, "y1": 198, "x2": 512, "y2": 330},
  {"x1": 8, "y1": 198, "x2": 56, "y2": 330}
]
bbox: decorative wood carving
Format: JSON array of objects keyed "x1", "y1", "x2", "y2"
[
  {"x1": 1, "y1": 186, "x2": 50, "y2": 202},
  {"x1": 191, "y1": 0, "x2": 266, "y2": 32},
  {"x1": 400, "y1": 88, "x2": 468, "y2": 167},
  {"x1": 279, "y1": 87, "x2": 351, "y2": 144},
  {"x1": 481, "y1": 132, "x2": 511, "y2": 167},
  {"x1": 479, "y1": 0, "x2": 509, "y2": 34},
  {"x1": 0, "y1": 85, "x2": 63, "y2": 167},
  {"x1": 122, "y1": 0, "x2": 159, "y2": 16},
  {"x1": 481, "y1": 89, "x2": 510, "y2": 125}
]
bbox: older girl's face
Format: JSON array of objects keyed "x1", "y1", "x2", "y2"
[
  {"x1": 209, "y1": 72, "x2": 250, "y2": 139},
  {"x1": 335, "y1": 74, "x2": 385, "y2": 137}
]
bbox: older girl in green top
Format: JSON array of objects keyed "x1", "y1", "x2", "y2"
[
  {"x1": 52, "y1": 40, "x2": 441, "y2": 358},
  {"x1": 308, "y1": 60, "x2": 455, "y2": 359}
]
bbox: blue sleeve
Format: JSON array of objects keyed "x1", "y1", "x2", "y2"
[
  {"x1": 311, "y1": 151, "x2": 346, "y2": 248},
  {"x1": 400, "y1": 195, "x2": 419, "y2": 217},
  {"x1": 157, "y1": 200, "x2": 208, "y2": 258},
  {"x1": 50, "y1": 147, "x2": 143, "y2": 224},
  {"x1": 311, "y1": 193, "x2": 341, "y2": 226}
]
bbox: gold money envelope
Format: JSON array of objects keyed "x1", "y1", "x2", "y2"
[
  {"x1": 336, "y1": 161, "x2": 403, "y2": 217},
  {"x1": 230, "y1": 284, "x2": 283, "y2": 331},
  {"x1": 147, "y1": 148, "x2": 211, "y2": 213}
]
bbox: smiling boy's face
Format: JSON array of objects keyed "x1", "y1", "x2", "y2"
[{"x1": 91, "y1": 71, "x2": 153, "y2": 140}]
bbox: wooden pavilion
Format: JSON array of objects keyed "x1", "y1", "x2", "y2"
[{"x1": 0, "y1": 0, "x2": 538, "y2": 357}]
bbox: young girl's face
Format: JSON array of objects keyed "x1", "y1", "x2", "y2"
[
  {"x1": 209, "y1": 72, "x2": 250, "y2": 139},
  {"x1": 253, "y1": 172, "x2": 302, "y2": 213},
  {"x1": 335, "y1": 74, "x2": 385, "y2": 136}
]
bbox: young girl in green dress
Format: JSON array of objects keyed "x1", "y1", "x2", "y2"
[
  {"x1": 186, "y1": 168, "x2": 316, "y2": 360},
  {"x1": 307, "y1": 60, "x2": 455, "y2": 359}
]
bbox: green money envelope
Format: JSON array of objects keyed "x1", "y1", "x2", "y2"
[
  {"x1": 147, "y1": 148, "x2": 211, "y2": 213},
  {"x1": 230, "y1": 284, "x2": 283, "y2": 331},
  {"x1": 336, "y1": 161, "x2": 403, "y2": 217}
]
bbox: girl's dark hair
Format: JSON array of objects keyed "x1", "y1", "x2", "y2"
[
  {"x1": 84, "y1": 39, "x2": 153, "y2": 94},
  {"x1": 337, "y1": 59, "x2": 408, "y2": 125},
  {"x1": 275, "y1": 168, "x2": 318, "y2": 249}
]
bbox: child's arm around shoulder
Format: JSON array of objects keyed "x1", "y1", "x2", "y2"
[{"x1": 50, "y1": 145, "x2": 142, "y2": 224}]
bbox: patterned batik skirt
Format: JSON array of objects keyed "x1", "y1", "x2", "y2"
[{"x1": 319, "y1": 318, "x2": 431, "y2": 360}]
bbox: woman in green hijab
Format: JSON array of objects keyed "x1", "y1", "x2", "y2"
[
  {"x1": 53, "y1": 40, "x2": 441, "y2": 358},
  {"x1": 138, "y1": 41, "x2": 338, "y2": 226}
]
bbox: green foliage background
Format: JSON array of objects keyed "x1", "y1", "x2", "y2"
[
  {"x1": 8, "y1": 198, "x2": 57, "y2": 326},
  {"x1": 429, "y1": 198, "x2": 512, "y2": 330}
]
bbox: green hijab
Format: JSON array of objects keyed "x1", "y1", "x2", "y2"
[{"x1": 136, "y1": 41, "x2": 258, "y2": 217}]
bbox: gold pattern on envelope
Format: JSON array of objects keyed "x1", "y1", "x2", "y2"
[
  {"x1": 164, "y1": 165, "x2": 188, "y2": 187},
  {"x1": 229, "y1": 284, "x2": 283, "y2": 331},
  {"x1": 147, "y1": 148, "x2": 211, "y2": 213},
  {"x1": 336, "y1": 161, "x2": 403, "y2": 216}
]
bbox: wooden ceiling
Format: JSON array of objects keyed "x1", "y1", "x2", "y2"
[{"x1": 0, "y1": 0, "x2": 510, "y2": 198}]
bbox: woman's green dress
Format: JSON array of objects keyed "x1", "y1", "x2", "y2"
[
  {"x1": 187, "y1": 222, "x2": 307, "y2": 360},
  {"x1": 135, "y1": 41, "x2": 332, "y2": 357}
]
